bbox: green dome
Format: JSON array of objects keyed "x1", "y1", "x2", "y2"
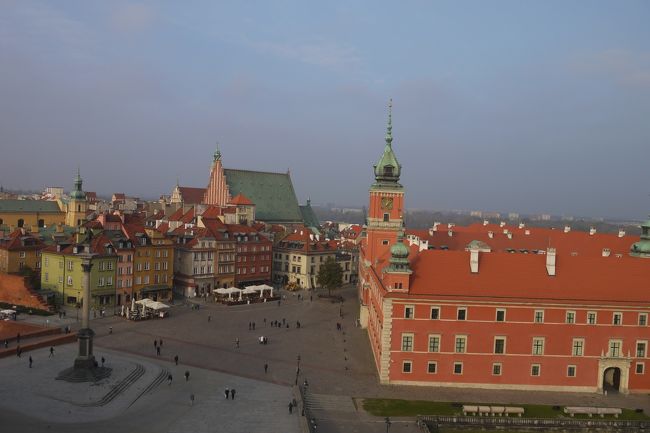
[
  {"x1": 373, "y1": 99, "x2": 401, "y2": 184},
  {"x1": 630, "y1": 217, "x2": 650, "y2": 257},
  {"x1": 390, "y1": 240, "x2": 409, "y2": 258},
  {"x1": 70, "y1": 171, "x2": 86, "y2": 200}
]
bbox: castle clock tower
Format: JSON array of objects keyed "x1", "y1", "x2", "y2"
[{"x1": 365, "y1": 99, "x2": 405, "y2": 262}]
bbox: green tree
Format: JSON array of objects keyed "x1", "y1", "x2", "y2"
[{"x1": 317, "y1": 257, "x2": 343, "y2": 297}]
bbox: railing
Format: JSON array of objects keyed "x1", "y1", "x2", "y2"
[
  {"x1": 418, "y1": 415, "x2": 650, "y2": 431},
  {"x1": 298, "y1": 384, "x2": 317, "y2": 433}
]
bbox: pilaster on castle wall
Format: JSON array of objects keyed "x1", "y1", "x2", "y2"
[{"x1": 379, "y1": 298, "x2": 393, "y2": 384}]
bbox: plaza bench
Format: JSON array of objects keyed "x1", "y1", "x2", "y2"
[
  {"x1": 490, "y1": 406, "x2": 505, "y2": 416},
  {"x1": 462, "y1": 405, "x2": 478, "y2": 416},
  {"x1": 504, "y1": 406, "x2": 525, "y2": 417},
  {"x1": 478, "y1": 406, "x2": 491, "y2": 416},
  {"x1": 564, "y1": 407, "x2": 622, "y2": 418}
]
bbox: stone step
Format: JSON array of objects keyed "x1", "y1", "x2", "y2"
[{"x1": 304, "y1": 392, "x2": 356, "y2": 413}]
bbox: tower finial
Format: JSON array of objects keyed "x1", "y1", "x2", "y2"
[
  {"x1": 385, "y1": 98, "x2": 393, "y2": 147},
  {"x1": 214, "y1": 142, "x2": 221, "y2": 161}
]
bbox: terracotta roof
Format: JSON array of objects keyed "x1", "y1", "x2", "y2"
[
  {"x1": 201, "y1": 205, "x2": 223, "y2": 219},
  {"x1": 404, "y1": 249, "x2": 650, "y2": 305},
  {"x1": 406, "y1": 224, "x2": 634, "y2": 258},
  {"x1": 0, "y1": 229, "x2": 45, "y2": 251},
  {"x1": 178, "y1": 187, "x2": 206, "y2": 205},
  {"x1": 168, "y1": 207, "x2": 185, "y2": 222},
  {"x1": 180, "y1": 208, "x2": 195, "y2": 224},
  {"x1": 230, "y1": 193, "x2": 254, "y2": 206}
]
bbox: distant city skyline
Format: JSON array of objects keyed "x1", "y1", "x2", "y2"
[{"x1": 1, "y1": 1, "x2": 649, "y2": 220}]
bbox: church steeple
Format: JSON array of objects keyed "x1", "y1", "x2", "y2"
[
  {"x1": 373, "y1": 99, "x2": 401, "y2": 184},
  {"x1": 214, "y1": 142, "x2": 221, "y2": 162},
  {"x1": 70, "y1": 167, "x2": 85, "y2": 200}
]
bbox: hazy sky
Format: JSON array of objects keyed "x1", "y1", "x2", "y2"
[{"x1": 1, "y1": 1, "x2": 649, "y2": 219}]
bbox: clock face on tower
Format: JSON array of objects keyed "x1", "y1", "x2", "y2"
[{"x1": 380, "y1": 197, "x2": 394, "y2": 210}]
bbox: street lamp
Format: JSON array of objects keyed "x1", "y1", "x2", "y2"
[
  {"x1": 385, "y1": 417, "x2": 391, "y2": 433},
  {"x1": 295, "y1": 354, "x2": 301, "y2": 385}
]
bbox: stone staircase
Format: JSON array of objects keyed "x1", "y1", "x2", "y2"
[
  {"x1": 78, "y1": 363, "x2": 145, "y2": 407},
  {"x1": 303, "y1": 392, "x2": 356, "y2": 415}
]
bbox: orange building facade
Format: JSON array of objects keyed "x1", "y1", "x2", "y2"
[{"x1": 359, "y1": 103, "x2": 650, "y2": 394}]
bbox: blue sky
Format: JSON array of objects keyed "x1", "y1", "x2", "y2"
[{"x1": 1, "y1": 1, "x2": 649, "y2": 219}]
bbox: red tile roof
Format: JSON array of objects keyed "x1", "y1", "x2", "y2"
[
  {"x1": 180, "y1": 208, "x2": 195, "y2": 224},
  {"x1": 178, "y1": 187, "x2": 206, "y2": 204},
  {"x1": 405, "y1": 249, "x2": 650, "y2": 305},
  {"x1": 230, "y1": 193, "x2": 254, "y2": 205},
  {"x1": 201, "y1": 206, "x2": 223, "y2": 219}
]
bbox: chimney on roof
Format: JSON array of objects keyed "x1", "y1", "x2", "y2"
[
  {"x1": 483, "y1": 220, "x2": 489, "y2": 226},
  {"x1": 503, "y1": 229, "x2": 509, "y2": 235},
  {"x1": 589, "y1": 227, "x2": 596, "y2": 236},
  {"x1": 602, "y1": 248, "x2": 611, "y2": 257},
  {"x1": 546, "y1": 248, "x2": 556, "y2": 276},
  {"x1": 447, "y1": 230, "x2": 453, "y2": 237},
  {"x1": 488, "y1": 231, "x2": 494, "y2": 239},
  {"x1": 518, "y1": 223, "x2": 525, "y2": 229},
  {"x1": 432, "y1": 222, "x2": 440, "y2": 232},
  {"x1": 618, "y1": 229, "x2": 625, "y2": 238},
  {"x1": 469, "y1": 247, "x2": 479, "y2": 274},
  {"x1": 500, "y1": 221, "x2": 506, "y2": 228},
  {"x1": 524, "y1": 229, "x2": 530, "y2": 235},
  {"x1": 507, "y1": 232, "x2": 513, "y2": 239},
  {"x1": 564, "y1": 226, "x2": 571, "y2": 233}
]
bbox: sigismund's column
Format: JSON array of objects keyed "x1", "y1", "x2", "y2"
[
  {"x1": 73, "y1": 256, "x2": 96, "y2": 369},
  {"x1": 58, "y1": 250, "x2": 111, "y2": 382}
]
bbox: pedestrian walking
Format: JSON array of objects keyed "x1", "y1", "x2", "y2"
[
  {"x1": 49, "y1": 346, "x2": 55, "y2": 358},
  {"x1": 184, "y1": 370, "x2": 190, "y2": 381},
  {"x1": 159, "y1": 339, "x2": 163, "y2": 347},
  {"x1": 278, "y1": 300, "x2": 281, "y2": 306},
  {"x1": 224, "y1": 388, "x2": 230, "y2": 399},
  {"x1": 190, "y1": 394, "x2": 195, "y2": 406},
  {"x1": 109, "y1": 326, "x2": 112, "y2": 334},
  {"x1": 29, "y1": 356, "x2": 33, "y2": 368},
  {"x1": 248, "y1": 322, "x2": 251, "y2": 331},
  {"x1": 231, "y1": 388, "x2": 236, "y2": 400},
  {"x1": 101, "y1": 356, "x2": 105, "y2": 367},
  {"x1": 289, "y1": 402, "x2": 293, "y2": 414},
  {"x1": 16, "y1": 346, "x2": 21, "y2": 357},
  {"x1": 154, "y1": 339, "x2": 158, "y2": 348},
  {"x1": 264, "y1": 363, "x2": 268, "y2": 373},
  {"x1": 167, "y1": 374, "x2": 173, "y2": 385},
  {"x1": 4, "y1": 339, "x2": 8, "y2": 349},
  {"x1": 297, "y1": 321, "x2": 301, "y2": 329},
  {"x1": 263, "y1": 318, "x2": 266, "y2": 326},
  {"x1": 208, "y1": 315, "x2": 211, "y2": 322},
  {"x1": 156, "y1": 346, "x2": 161, "y2": 356},
  {"x1": 310, "y1": 294, "x2": 313, "y2": 302},
  {"x1": 235, "y1": 338, "x2": 239, "y2": 348},
  {"x1": 252, "y1": 322, "x2": 255, "y2": 330}
]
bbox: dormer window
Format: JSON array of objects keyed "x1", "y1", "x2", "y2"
[{"x1": 384, "y1": 165, "x2": 394, "y2": 176}]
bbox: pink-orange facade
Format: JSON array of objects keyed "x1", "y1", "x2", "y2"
[{"x1": 359, "y1": 104, "x2": 650, "y2": 394}]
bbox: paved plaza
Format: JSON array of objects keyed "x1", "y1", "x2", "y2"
[{"x1": 1, "y1": 285, "x2": 649, "y2": 433}]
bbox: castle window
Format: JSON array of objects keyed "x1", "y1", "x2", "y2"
[
  {"x1": 430, "y1": 307, "x2": 440, "y2": 320},
  {"x1": 17, "y1": 219, "x2": 24, "y2": 228},
  {"x1": 383, "y1": 213, "x2": 389, "y2": 222},
  {"x1": 640, "y1": 313, "x2": 648, "y2": 326},
  {"x1": 531, "y1": 364, "x2": 541, "y2": 376},
  {"x1": 613, "y1": 312, "x2": 623, "y2": 325},
  {"x1": 637, "y1": 341, "x2": 647, "y2": 358},
  {"x1": 428, "y1": 335, "x2": 440, "y2": 352},
  {"x1": 567, "y1": 365, "x2": 576, "y2": 377},
  {"x1": 404, "y1": 306, "x2": 414, "y2": 319},
  {"x1": 496, "y1": 309, "x2": 506, "y2": 322},
  {"x1": 572, "y1": 338, "x2": 584, "y2": 356},
  {"x1": 453, "y1": 362, "x2": 463, "y2": 375},
  {"x1": 636, "y1": 363, "x2": 645, "y2": 374},
  {"x1": 566, "y1": 311, "x2": 575, "y2": 324},
  {"x1": 534, "y1": 310, "x2": 544, "y2": 323},
  {"x1": 401, "y1": 334, "x2": 413, "y2": 351},
  {"x1": 494, "y1": 337, "x2": 506, "y2": 354},
  {"x1": 402, "y1": 361, "x2": 412, "y2": 373},
  {"x1": 492, "y1": 363, "x2": 502, "y2": 376},
  {"x1": 532, "y1": 337, "x2": 545, "y2": 355},
  {"x1": 587, "y1": 312, "x2": 597, "y2": 324},
  {"x1": 427, "y1": 361, "x2": 437, "y2": 374},
  {"x1": 384, "y1": 165, "x2": 393, "y2": 176},
  {"x1": 457, "y1": 308, "x2": 467, "y2": 321}
]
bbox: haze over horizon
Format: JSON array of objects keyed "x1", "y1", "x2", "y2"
[{"x1": 1, "y1": 1, "x2": 649, "y2": 220}]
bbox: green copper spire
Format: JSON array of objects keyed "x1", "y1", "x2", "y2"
[
  {"x1": 70, "y1": 167, "x2": 85, "y2": 200},
  {"x1": 630, "y1": 216, "x2": 650, "y2": 258},
  {"x1": 214, "y1": 142, "x2": 221, "y2": 161},
  {"x1": 387, "y1": 231, "x2": 412, "y2": 273},
  {"x1": 385, "y1": 98, "x2": 393, "y2": 146},
  {"x1": 373, "y1": 98, "x2": 401, "y2": 184}
]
